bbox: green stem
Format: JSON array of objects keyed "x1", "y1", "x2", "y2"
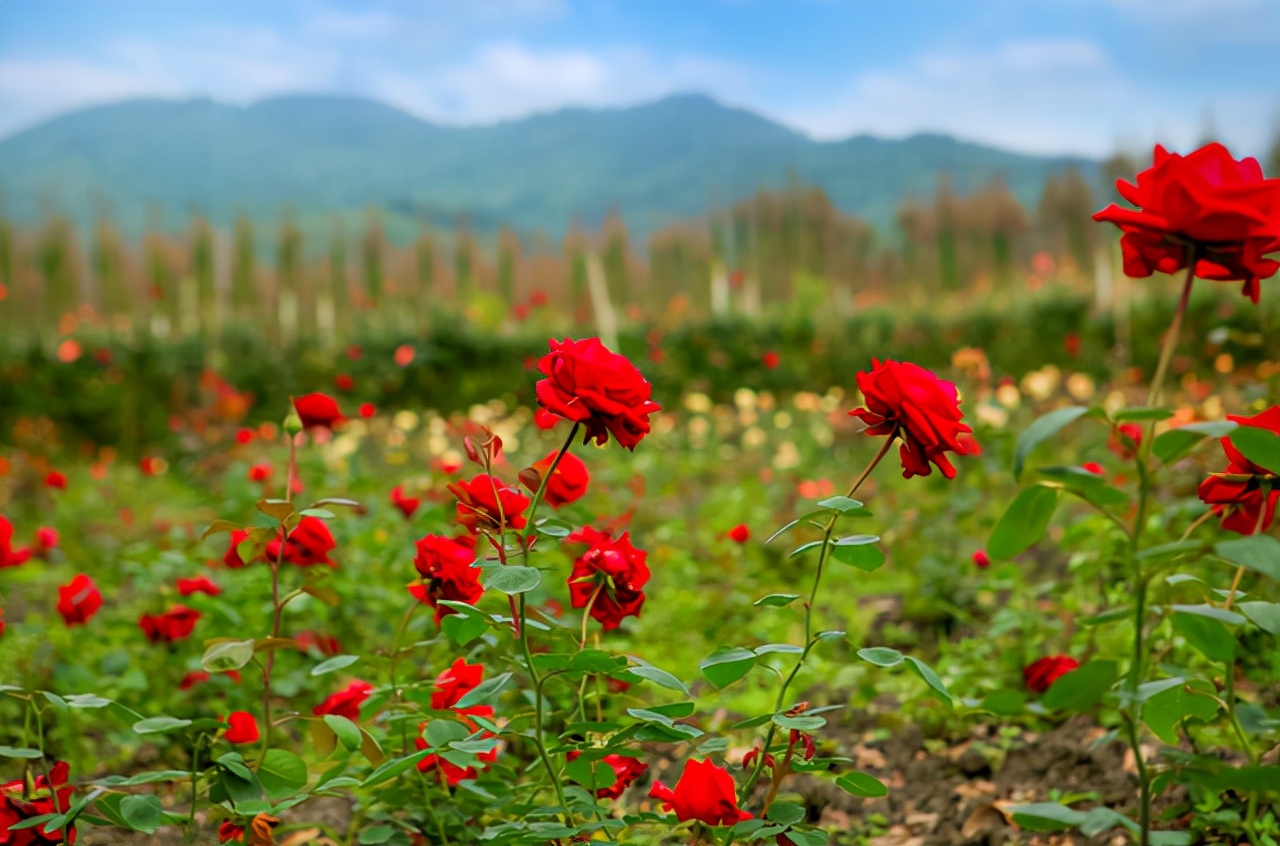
[
  {"x1": 1146, "y1": 249, "x2": 1198, "y2": 409},
  {"x1": 186, "y1": 734, "x2": 202, "y2": 840},
  {"x1": 259, "y1": 432, "x2": 298, "y2": 763},
  {"x1": 388, "y1": 601, "x2": 420, "y2": 756},
  {"x1": 738, "y1": 429, "x2": 897, "y2": 804}
]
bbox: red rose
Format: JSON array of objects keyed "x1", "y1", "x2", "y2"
[
  {"x1": 849, "y1": 359, "x2": 974, "y2": 479},
  {"x1": 972, "y1": 549, "x2": 990, "y2": 569},
  {"x1": 139, "y1": 604, "x2": 201, "y2": 644},
  {"x1": 179, "y1": 671, "x2": 210, "y2": 691},
  {"x1": 449, "y1": 474, "x2": 530, "y2": 535},
  {"x1": 1108, "y1": 423, "x2": 1143, "y2": 461},
  {"x1": 223, "y1": 711, "x2": 260, "y2": 744},
  {"x1": 408, "y1": 535, "x2": 482, "y2": 623},
  {"x1": 44, "y1": 471, "x2": 67, "y2": 490},
  {"x1": 359, "y1": 402, "x2": 376, "y2": 419},
  {"x1": 56, "y1": 574, "x2": 102, "y2": 627},
  {"x1": 333, "y1": 373, "x2": 355, "y2": 392},
  {"x1": 431, "y1": 657, "x2": 493, "y2": 714},
  {"x1": 32, "y1": 527, "x2": 58, "y2": 559},
  {"x1": 567, "y1": 751, "x2": 648, "y2": 799},
  {"x1": 248, "y1": 464, "x2": 273, "y2": 483},
  {"x1": 0, "y1": 516, "x2": 31, "y2": 569},
  {"x1": 177, "y1": 576, "x2": 221, "y2": 597},
  {"x1": 535, "y1": 337, "x2": 661, "y2": 450},
  {"x1": 218, "y1": 821, "x2": 245, "y2": 844},
  {"x1": 222, "y1": 529, "x2": 253, "y2": 568},
  {"x1": 526, "y1": 451, "x2": 590, "y2": 508},
  {"x1": 1, "y1": 760, "x2": 76, "y2": 845},
  {"x1": 1082, "y1": 462, "x2": 1105, "y2": 476},
  {"x1": 293, "y1": 393, "x2": 345, "y2": 431},
  {"x1": 313, "y1": 680, "x2": 373, "y2": 720},
  {"x1": 235, "y1": 428, "x2": 255, "y2": 445},
  {"x1": 390, "y1": 485, "x2": 421, "y2": 519},
  {"x1": 414, "y1": 715, "x2": 499, "y2": 785},
  {"x1": 1093, "y1": 143, "x2": 1280, "y2": 302},
  {"x1": 265, "y1": 516, "x2": 337, "y2": 567},
  {"x1": 1023, "y1": 655, "x2": 1080, "y2": 693},
  {"x1": 566, "y1": 527, "x2": 649, "y2": 631},
  {"x1": 295, "y1": 630, "x2": 343, "y2": 657},
  {"x1": 762, "y1": 351, "x2": 780, "y2": 370},
  {"x1": 728, "y1": 524, "x2": 750, "y2": 544},
  {"x1": 1198, "y1": 405, "x2": 1280, "y2": 534},
  {"x1": 648, "y1": 758, "x2": 752, "y2": 827}
]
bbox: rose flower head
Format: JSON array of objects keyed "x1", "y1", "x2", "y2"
[{"x1": 535, "y1": 337, "x2": 661, "y2": 450}]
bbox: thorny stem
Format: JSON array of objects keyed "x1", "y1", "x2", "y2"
[
  {"x1": 739, "y1": 428, "x2": 898, "y2": 805},
  {"x1": 259, "y1": 432, "x2": 298, "y2": 763}
]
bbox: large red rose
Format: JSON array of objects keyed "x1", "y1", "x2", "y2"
[
  {"x1": 313, "y1": 680, "x2": 373, "y2": 720},
  {"x1": 222, "y1": 711, "x2": 260, "y2": 745},
  {"x1": 449, "y1": 474, "x2": 530, "y2": 535},
  {"x1": 265, "y1": 516, "x2": 337, "y2": 567},
  {"x1": 566, "y1": 527, "x2": 649, "y2": 631},
  {"x1": 1023, "y1": 655, "x2": 1080, "y2": 693},
  {"x1": 1198, "y1": 405, "x2": 1280, "y2": 534},
  {"x1": 849, "y1": 359, "x2": 974, "y2": 479},
  {"x1": 0, "y1": 516, "x2": 31, "y2": 569},
  {"x1": 56, "y1": 574, "x2": 102, "y2": 627},
  {"x1": 139, "y1": 605, "x2": 201, "y2": 644},
  {"x1": 408, "y1": 535, "x2": 483, "y2": 623},
  {"x1": 525, "y1": 451, "x2": 590, "y2": 508},
  {"x1": 1, "y1": 760, "x2": 76, "y2": 845},
  {"x1": 1093, "y1": 143, "x2": 1280, "y2": 302},
  {"x1": 648, "y1": 758, "x2": 751, "y2": 827},
  {"x1": 293, "y1": 393, "x2": 345, "y2": 431},
  {"x1": 535, "y1": 337, "x2": 661, "y2": 450}
]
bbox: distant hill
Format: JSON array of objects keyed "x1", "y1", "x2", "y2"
[{"x1": 0, "y1": 93, "x2": 1097, "y2": 241}]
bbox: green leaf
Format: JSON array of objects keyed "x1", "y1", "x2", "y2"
[
  {"x1": 856, "y1": 647, "x2": 904, "y2": 667},
  {"x1": 201, "y1": 639, "x2": 257, "y2": 673},
  {"x1": 0, "y1": 746, "x2": 43, "y2": 759},
  {"x1": 1238, "y1": 601, "x2": 1280, "y2": 636},
  {"x1": 481, "y1": 565, "x2": 542, "y2": 594},
  {"x1": 1228, "y1": 425, "x2": 1280, "y2": 473},
  {"x1": 788, "y1": 540, "x2": 824, "y2": 558},
  {"x1": 1173, "y1": 612, "x2": 1235, "y2": 663},
  {"x1": 905, "y1": 656, "x2": 952, "y2": 705},
  {"x1": 1168, "y1": 603, "x2": 1245, "y2": 625},
  {"x1": 1152, "y1": 420, "x2": 1237, "y2": 465},
  {"x1": 357, "y1": 825, "x2": 396, "y2": 845},
  {"x1": 772, "y1": 714, "x2": 825, "y2": 732},
  {"x1": 323, "y1": 715, "x2": 362, "y2": 751},
  {"x1": 755, "y1": 593, "x2": 801, "y2": 607},
  {"x1": 1137, "y1": 541, "x2": 1205, "y2": 562},
  {"x1": 830, "y1": 535, "x2": 885, "y2": 571},
  {"x1": 64, "y1": 694, "x2": 113, "y2": 709},
  {"x1": 440, "y1": 611, "x2": 489, "y2": 645},
  {"x1": 1143, "y1": 680, "x2": 1220, "y2": 745},
  {"x1": 1008, "y1": 801, "x2": 1088, "y2": 830},
  {"x1": 626, "y1": 664, "x2": 689, "y2": 695},
  {"x1": 753, "y1": 643, "x2": 804, "y2": 656},
  {"x1": 455, "y1": 672, "x2": 513, "y2": 709},
  {"x1": 988, "y1": 486, "x2": 1059, "y2": 560},
  {"x1": 1013, "y1": 406, "x2": 1092, "y2": 479},
  {"x1": 765, "y1": 801, "x2": 806, "y2": 825},
  {"x1": 1042, "y1": 660, "x2": 1118, "y2": 712},
  {"x1": 815, "y1": 495, "x2": 870, "y2": 515},
  {"x1": 1215, "y1": 535, "x2": 1280, "y2": 582},
  {"x1": 361, "y1": 750, "x2": 431, "y2": 788},
  {"x1": 132, "y1": 716, "x2": 192, "y2": 735},
  {"x1": 699, "y1": 648, "x2": 757, "y2": 688},
  {"x1": 1113, "y1": 407, "x2": 1175, "y2": 422},
  {"x1": 565, "y1": 754, "x2": 618, "y2": 793},
  {"x1": 118, "y1": 794, "x2": 164, "y2": 834},
  {"x1": 310, "y1": 654, "x2": 359, "y2": 676},
  {"x1": 978, "y1": 689, "x2": 1027, "y2": 716},
  {"x1": 257, "y1": 749, "x2": 308, "y2": 800},
  {"x1": 835, "y1": 771, "x2": 888, "y2": 798}
]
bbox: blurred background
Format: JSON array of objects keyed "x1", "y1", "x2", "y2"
[{"x1": 0, "y1": 0, "x2": 1277, "y2": 446}]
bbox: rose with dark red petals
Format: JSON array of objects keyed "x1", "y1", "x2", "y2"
[
  {"x1": 313, "y1": 680, "x2": 373, "y2": 720},
  {"x1": 265, "y1": 516, "x2": 336, "y2": 567},
  {"x1": 223, "y1": 711, "x2": 260, "y2": 744},
  {"x1": 293, "y1": 393, "x2": 345, "y2": 431},
  {"x1": 449, "y1": 474, "x2": 530, "y2": 535},
  {"x1": 525, "y1": 451, "x2": 590, "y2": 508},
  {"x1": 390, "y1": 485, "x2": 421, "y2": 519},
  {"x1": 972, "y1": 549, "x2": 990, "y2": 569},
  {"x1": 1023, "y1": 655, "x2": 1080, "y2": 693},
  {"x1": 56, "y1": 574, "x2": 102, "y2": 627},
  {"x1": 648, "y1": 758, "x2": 752, "y2": 826},
  {"x1": 0, "y1": 516, "x2": 31, "y2": 569},
  {"x1": 728, "y1": 524, "x2": 750, "y2": 544},
  {"x1": 849, "y1": 359, "x2": 974, "y2": 479},
  {"x1": 44, "y1": 471, "x2": 67, "y2": 490},
  {"x1": 567, "y1": 751, "x2": 648, "y2": 799},
  {"x1": 32, "y1": 527, "x2": 58, "y2": 559},
  {"x1": 1, "y1": 760, "x2": 76, "y2": 845},
  {"x1": 177, "y1": 576, "x2": 221, "y2": 597},
  {"x1": 408, "y1": 535, "x2": 482, "y2": 623},
  {"x1": 566, "y1": 527, "x2": 649, "y2": 631},
  {"x1": 1108, "y1": 423, "x2": 1143, "y2": 461},
  {"x1": 535, "y1": 337, "x2": 661, "y2": 450},
  {"x1": 139, "y1": 605, "x2": 201, "y2": 644},
  {"x1": 1198, "y1": 405, "x2": 1280, "y2": 534}
]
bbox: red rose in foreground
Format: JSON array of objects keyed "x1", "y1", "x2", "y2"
[
  {"x1": 139, "y1": 605, "x2": 201, "y2": 644},
  {"x1": 648, "y1": 758, "x2": 752, "y2": 826},
  {"x1": 567, "y1": 527, "x2": 649, "y2": 631},
  {"x1": 567, "y1": 751, "x2": 648, "y2": 799},
  {"x1": 1108, "y1": 423, "x2": 1143, "y2": 461},
  {"x1": 313, "y1": 680, "x2": 373, "y2": 720},
  {"x1": 1023, "y1": 655, "x2": 1080, "y2": 693},
  {"x1": 177, "y1": 576, "x2": 221, "y2": 597},
  {"x1": 1198, "y1": 405, "x2": 1280, "y2": 534},
  {"x1": 293, "y1": 393, "x2": 345, "y2": 431},
  {"x1": 849, "y1": 359, "x2": 973, "y2": 479},
  {"x1": 265, "y1": 516, "x2": 337, "y2": 567},
  {"x1": 728, "y1": 524, "x2": 750, "y2": 544},
  {"x1": 390, "y1": 485, "x2": 421, "y2": 519},
  {"x1": 1093, "y1": 143, "x2": 1280, "y2": 302},
  {"x1": 450, "y1": 474, "x2": 530, "y2": 535},
  {"x1": 535, "y1": 337, "x2": 661, "y2": 450},
  {"x1": 1, "y1": 760, "x2": 76, "y2": 845},
  {"x1": 526, "y1": 451, "x2": 590, "y2": 508},
  {"x1": 223, "y1": 711, "x2": 260, "y2": 744},
  {"x1": 0, "y1": 516, "x2": 31, "y2": 569},
  {"x1": 56, "y1": 574, "x2": 102, "y2": 627},
  {"x1": 408, "y1": 535, "x2": 483, "y2": 622}
]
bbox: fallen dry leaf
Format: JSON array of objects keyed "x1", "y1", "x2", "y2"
[{"x1": 961, "y1": 803, "x2": 1008, "y2": 838}]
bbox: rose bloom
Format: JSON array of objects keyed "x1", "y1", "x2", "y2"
[
  {"x1": 44, "y1": 471, "x2": 67, "y2": 490},
  {"x1": 222, "y1": 529, "x2": 254, "y2": 568},
  {"x1": 32, "y1": 527, "x2": 58, "y2": 559},
  {"x1": 1198, "y1": 405, "x2": 1280, "y2": 534},
  {"x1": 527, "y1": 451, "x2": 590, "y2": 508},
  {"x1": 217, "y1": 814, "x2": 279, "y2": 845},
  {"x1": 177, "y1": 576, "x2": 221, "y2": 597},
  {"x1": 56, "y1": 574, "x2": 103, "y2": 627},
  {"x1": 1023, "y1": 655, "x2": 1081, "y2": 693},
  {"x1": 223, "y1": 711, "x2": 260, "y2": 745},
  {"x1": 1093, "y1": 143, "x2": 1280, "y2": 302},
  {"x1": 358, "y1": 402, "x2": 376, "y2": 419},
  {"x1": 1, "y1": 760, "x2": 76, "y2": 845},
  {"x1": 849, "y1": 359, "x2": 975, "y2": 479},
  {"x1": 431, "y1": 657, "x2": 491, "y2": 713},
  {"x1": 313, "y1": 680, "x2": 373, "y2": 720},
  {"x1": 235, "y1": 427, "x2": 255, "y2": 445},
  {"x1": 248, "y1": 464, "x2": 273, "y2": 483},
  {"x1": 0, "y1": 516, "x2": 31, "y2": 569},
  {"x1": 566, "y1": 527, "x2": 649, "y2": 631},
  {"x1": 972, "y1": 549, "x2": 990, "y2": 570},
  {"x1": 449, "y1": 474, "x2": 530, "y2": 535},
  {"x1": 762, "y1": 351, "x2": 780, "y2": 370},
  {"x1": 414, "y1": 716, "x2": 499, "y2": 786},
  {"x1": 295, "y1": 630, "x2": 343, "y2": 657},
  {"x1": 139, "y1": 605, "x2": 202, "y2": 644},
  {"x1": 728, "y1": 524, "x2": 750, "y2": 544},
  {"x1": 293, "y1": 393, "x2": 345, "y2": 431},
  {"x1": 1108, "y1": 423, "x2": 1143, "y2": 461},
  {"x1": 648, "y1": 758, "x2": 752, "y2": 827},
  {"x1": 1082, "y1": 462, "x2": 1106, "y2": 476},
  {"x1": 265, "y1": 516, "x2": 337, "y2": 567},
  {"x1": 534, "y1": 337, "x2": 662, "y2": 450},
  {"x1": 390, "y1": 485, "x2": 422, "y2": 519},
  {"x1": 407, "y1": 535, "x2": 483, "y2": 623},
  {"x1": 566, "y1": 751, "x2": 648, "y2": 799},
  {"x1": 333, "y1": 373, "x2": 355, "y2": 392}
]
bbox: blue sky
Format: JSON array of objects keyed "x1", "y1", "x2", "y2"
[{"x1": 1, "y1": 0, "x2": 1277, "y2": 157}]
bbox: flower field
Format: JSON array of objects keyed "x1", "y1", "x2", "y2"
[{"x1": 1, "y1": 143, "x2": 1280, "y2": 846}]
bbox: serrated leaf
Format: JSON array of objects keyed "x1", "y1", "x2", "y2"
[
  {"x1": 626, "y1": 664, "x2": 689, "y2": 695},
  {"x1": 323, "y1": 715, "x2": 362, "y2": 751},
  {"x1": 815, "y1": 495, "x2": 869, "y2": 515}
]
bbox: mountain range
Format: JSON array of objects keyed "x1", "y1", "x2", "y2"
[{"x1": 0, "y1": 93, "x2": 1097, "y2": 241}]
